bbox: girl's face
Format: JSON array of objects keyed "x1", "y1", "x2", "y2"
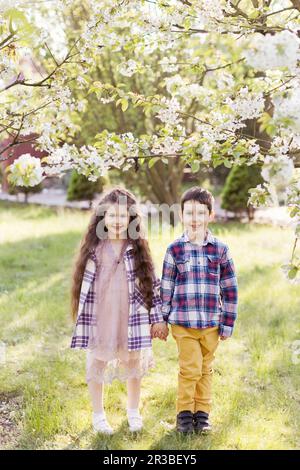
[{"x1": 104, "y1": 203, "x2": 130, "y2": 238}]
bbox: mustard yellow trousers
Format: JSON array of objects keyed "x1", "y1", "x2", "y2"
[{"x1": 171, "y1": 324, "x2": 220, "y2": 414}]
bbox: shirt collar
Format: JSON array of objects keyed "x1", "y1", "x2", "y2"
[
  {"x1": 180, "y1": 228, "x2": 215, "y2": 246},
  {"x1": 90, "y1": 240, "x2": 134, "y2": 258}
]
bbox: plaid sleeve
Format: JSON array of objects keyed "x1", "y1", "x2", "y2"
[
  {"x1": 149, "y1": 275, "x2": 165, "y2": 325},
  {"x1": 219, "y1": 246, "x2": 238, "y2": 337},
  {"x1": 160, "y1": 248, "x2": 177, "y2": 322}
]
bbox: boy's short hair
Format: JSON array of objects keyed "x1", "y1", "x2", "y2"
[{"x1": 180, "y1": 186, "x2": 214, "y2": 214}]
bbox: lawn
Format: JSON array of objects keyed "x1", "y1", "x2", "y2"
[{"x1": 0, "y1": 200, "x2": 299, "y2": 450}]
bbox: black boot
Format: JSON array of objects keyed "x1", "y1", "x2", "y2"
[
  {"x1": 176, "y1": 410, "x2": 194, "y2": 433},
  {"x1": 193, "y1": 411, "x2": 212, "y2": 433}
]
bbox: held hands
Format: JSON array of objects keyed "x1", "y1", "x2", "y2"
[
  {"x1": 151, "y1": 322, "x2": 169, "y2": 341},
  {"x1": 150, "y1": 324, "x2": 229, "y2": 341}
]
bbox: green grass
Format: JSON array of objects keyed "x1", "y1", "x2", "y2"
[{"x1": 0, "y1": 200, "x2": 299, "y2": 450}]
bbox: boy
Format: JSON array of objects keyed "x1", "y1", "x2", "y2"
[{"x1": 160, "y1": 187, "x2": 238, "y2": 433}]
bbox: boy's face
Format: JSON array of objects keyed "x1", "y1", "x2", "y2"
[{"x1": 180, "y1": 200, "x2": 213, "y2": 235}]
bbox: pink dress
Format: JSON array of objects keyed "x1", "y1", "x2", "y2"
[{"x1": 86, "y1": 239, "x2": 154, "y2": 384}]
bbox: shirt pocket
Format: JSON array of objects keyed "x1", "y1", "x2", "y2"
[
  {"x1": 205, "y1": 254, "x2": 220, "y2": 277},
  {"x1": 176, "y1": 257, "x2": 191, "y2": 275}
]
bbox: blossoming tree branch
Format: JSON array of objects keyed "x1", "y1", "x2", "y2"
[{"x1": 0, "y1": 0, "x2": 299, "y2": 281}]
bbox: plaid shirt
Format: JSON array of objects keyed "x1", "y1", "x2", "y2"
[
  {"x1": 160, "y1": 229, "x2": 238, "y2": 337},
  {"x1": 70, "y1": 243, "x2": 164, "y2": 350}
]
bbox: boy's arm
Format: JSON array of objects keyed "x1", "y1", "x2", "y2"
[
  {"x1": 160, "y1": 248, "x2": 177, "y2": 322},
  {"x1": 219, "y1": 246, "x2": 238, "y2": 338}
]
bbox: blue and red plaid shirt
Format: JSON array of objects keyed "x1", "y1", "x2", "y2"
[{"x1": 160, "y1": 229, "x2": 238, "y2": 337}]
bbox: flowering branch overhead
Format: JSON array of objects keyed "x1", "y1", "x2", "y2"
[{"x1": 0, "y1": 0, "x2": 299, "y2": 281}]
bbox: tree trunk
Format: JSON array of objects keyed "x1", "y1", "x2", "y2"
[{"x1": 247, "y1": 205, "x2": 255, "y2": 222}]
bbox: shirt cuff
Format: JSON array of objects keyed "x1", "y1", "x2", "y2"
[
  {"x1": 219, "y1": 324, "x2": 234, "y2": 337},
  {"x1": 149, "y1": 310, "x2": 164, "y2": 324},
  {"x1": 161, "y1": 305, "x2": 170, "y2": 322},
  {"x1": 161, "y1": 304, "x2": 171, "y2": 313}
]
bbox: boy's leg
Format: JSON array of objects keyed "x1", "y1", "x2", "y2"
[
  {"x1": 171, "y1": 324, "x2": 203, "y2": 413},
  {"x1": 194, "y1": 326, "x2": 220, "y2": 414}
]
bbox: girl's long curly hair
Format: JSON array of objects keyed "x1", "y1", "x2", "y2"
[{"x1": 70, "y1": 186, "x2": 155, "y2": 322}]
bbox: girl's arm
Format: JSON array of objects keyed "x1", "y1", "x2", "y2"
[
  {"x1": 149, "y1": 275, "x2": 169, "y2": 341},
  {"x1": 149, "y1": 276, "x2": 165, "y2": 325}
]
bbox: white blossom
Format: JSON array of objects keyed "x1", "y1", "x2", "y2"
[
  {"x1": 200, "y1": 142, "x2": 212, "y2": 162},
  {"x1": 118, "y1": 60, "x2": 139, "y2": 77},
  {"x1": 159, "y1": 56, "x2": 179, "y2": 73},
  {"x1": 248, "y1": 183, "x2": 277, "y2": 208},
  {"x1": 7, "y1": 154, "x2": 43, "y2": 187},
  {"x1": 244, "y1": 31, "x2": 300, "y2": 71},
  {"x1": 224, "y1": 86, "x2": 265, "y2": 120},
  {"x1": 261, "y1": 155, "x2": 294, "y2": 189},
  {"x1": 193, "y1": 0, "x2": 225, "y2": 23},
  {"x1": 156, "y1": 97, "x2": 182, "y2": 126},
  {"x1": 273, "y1": 87, "x2": 300, "y2": 131},
  {"x1": 151, "y1": 134, "x2": 184, "y2": 155},
  {"x1": 0, "y1": 0, "x2": 20, "y2": 11}
]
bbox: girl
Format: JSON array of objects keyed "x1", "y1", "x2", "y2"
[{"x1": 70, "y1": 187, "x2": 168, "y2": 434}]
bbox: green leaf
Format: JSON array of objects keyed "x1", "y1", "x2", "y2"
[
  {"x1": 8, "y1": 15, "x2": 16, "y2": 34},
  {"x1": 121, "y1": 98, "x2": 128, "y2": 112},
  {"x1": 144, "y1": 107, "x2": 152, "y2": 117},
  {"x1": 288, "y1": 267, "x2": 298, "y2": 280},
  {"x1": 116, "y1": 98, "x2": 128, "y2": 112},
  {"x1": 212, "y1": 158, "x2": 223, "y2": 168},
  {"x1": 289, "y1": 207, "x2": 299, "y2": 218},
  {"x1": 223, "y1": 159, "x2": 233, "y2": 168},
  {"x1": 148, "y1": 157, "x2": 160, "y2": 168},
  {"x1": 191, "y1": 161, "x2": 200, "y2": 173},
  {"x1": 249, "y1": 10, "x2": 260, "y2": 19},
  {"x1": 6, "y1": 8, "x2": 33, "y2": 38},
  {"x1": 183, "y1": 17, "x2": 191, "y2": 31},
  {"x1": 88, "y1": 86, "x2": 102, "y2": 96}
]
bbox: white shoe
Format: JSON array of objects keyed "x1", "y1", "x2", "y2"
[
  {"x1": 127, "y1": 412, "x2": 143, "y2": 432},
  {"x1": 92, "y1": 413, "x2": 113, "y2": 435}
]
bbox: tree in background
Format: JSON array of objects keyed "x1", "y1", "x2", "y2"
[
  {"x1": 67, "y1": 170, "x2": 105, "y2": 208},
  {"x1": 221, "y1": 165, "x2": 263, "y2": 221},
  {"x1": 7, "y1": 181, "x2": 43, "y2": 204}
]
